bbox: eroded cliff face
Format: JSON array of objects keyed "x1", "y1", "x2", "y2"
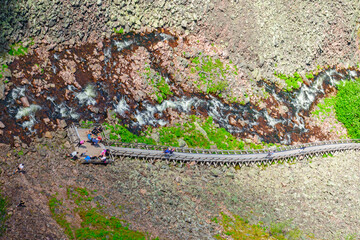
[{"x1": 1, "y1": 0, "x2": 359, "y2": 79}]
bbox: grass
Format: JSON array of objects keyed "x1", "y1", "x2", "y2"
[
  {"x1": 334, "y1": 79, "x2": 360, "y2": 138},
  {"x1": 105, "y1": 116, "x2": 245, "y2": 150},
  {"x1": 190, "y1": 53, "x2": 238, "y2": 96},
  {"x1": 105, "y1": 115, "x2": 279, "y2": 150},
  {"x1": 49, "y1": 187, "x2": 152, "y2": 240},
  {"x1": 0, "y1": 64, "x2": 8, "y2": 80},
  {"x1": 311, "y1": 96, "x2": 336, "y2": 117},
  {"x1": 213, "y1": 212, "x2": 313, "y2": 240},
  {"x1": 8, "y1": 42, "x2": 28, "y2": 56},
  {"x1": 144, "y1": 65, "x2": 173, "y2": 103},
  {"x1": 113, "y1": 27, "x2": 124, "y2": 34},
  {"x1": 80, "y1": 120, "x2": 95, "y2": 129},
  {"x1": 0, "y1": 192, "x2": 8, "y2": 237},
  {"x1": 274, "y1": 71, "x2": 303, "y2": 92}
]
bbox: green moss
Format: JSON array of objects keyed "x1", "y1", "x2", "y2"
[
  {"x1": 274, "y1": 71, "x2": 303, "y2": 92},
  {"x1": 214, "y1": 212, "x2": 312, "y2": 240},
  {"x1": 113, "y1": 27, "x2": 124, "y2": 34},
  {"x1": 143, "y1": 65, "x2": 173, "y2": 103},
  {"x1": 334, "y1": 79, "x2": 360, "y2": 138},
  {"x1": 8, "y1": 42, "x2": 28, "y2": 56},
  {"x1": 0, "y1": 192, "x2": 8, "y2": 236},
  {"x1": 190, "y1": 54, "x2": 234, "y2": 96},
  {"x1": 49, "y1": 187, "x2": 151, "y2": 240},
  {"x1": 311, "y1": 96, "x2": 336, "y2": 117}
]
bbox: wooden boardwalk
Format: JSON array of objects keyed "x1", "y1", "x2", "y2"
[
  {"x1": 67, "y1": 124, "x2": 360, "y2": 166},
  {"x1": 67, "y1": 124, "x2": 109, "y2": 163}
]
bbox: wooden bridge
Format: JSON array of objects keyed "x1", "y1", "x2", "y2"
[{"x1": 67, "y1": 124, "x2": 360, "y2": 166}]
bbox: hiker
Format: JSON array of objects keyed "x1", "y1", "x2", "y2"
[
  {"x1": 100, "y1": 156, "x2": 107, "y2": 163},
  {"x1": 164, "y1": 147, "x2": 172, "y2": 157},
  {"x1": 14, "y1": 163, "x2": 24, "y2": 174},
  {"x1": 266, "y1": 151, "x2": 274, "y2": 158},
  {"x1": 169, "y1": 148, "x2": 175, "y2": 155},
  {"x1": 87, "y1": 131, "x2": 93, "y2": 142},
  {"x1": 67, "y1": 151, "x2": 78, "y2": 160},
  {"x1": 105, "y1": 149, "x2": 110, "y2": 156},
  {"x1": 91, "y1": 126, "x2": 103, "y2": 135},
  {"x1": 17, "y1": 200, "x2": 26, "y2": 208},
  {"x1": 299, "y1": 146, "x2": 306, "y2": 152},
  {"x1": 99, "y1": 149, "x2": 108, "y2": 157},
  {"x1": 91, "y1": 137, "x2": 99, "y2": 145},
  {"x1": 76, "y1": 140, "x2": 85, "y2": 148},
  {"x1": 84, "y1": 155, "x2": 97, "y2": 163}
]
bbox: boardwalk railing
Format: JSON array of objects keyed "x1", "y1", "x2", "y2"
[
  {"x1": 67, "y1": 123, "x2": 80, "y2": 144},
  {"x1": 68, "y1": 124, "x2": 360, "y2": 166},
  {"x1": 104, "y1": 139, "x2": 360, "y2": 155},
  {"x1": 105, "y1": 142, "x2": 360, "y2": 167}
]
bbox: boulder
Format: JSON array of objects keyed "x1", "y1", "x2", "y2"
[
  {"x1": 20, "y1": 96, "x2": 30, "y2": 107},
  {"x1": 0, "y1": 121, "x2": 5, "y2": 128},
  {"x1": 44, "y1": 131, "x2": 53, "y2": 139}
]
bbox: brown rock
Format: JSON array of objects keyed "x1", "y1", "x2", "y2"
[
  {"x1": 0, "y1": 121, "x2": 5, "y2": 128},
  {"x1": 0, "y1": 130, "x2": 3, "y2": 135},
  {"x1": 229, "y1": 116, "x2": 237, "y2": 126},
  {"x1": 139, "y1": 189, "x2": 147, "y2": 195},
  {"x1": 43, "y1": 118, "x2": 51, "y2": 124},
  {"x1": 20, "y1": 96, "x2": 30, "y2": 107},
  {"x1": 44, "y1": 131, "x2": 53, "y2": 139}
]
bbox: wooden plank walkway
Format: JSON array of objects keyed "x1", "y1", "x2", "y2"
[{"x1": 67, "y1": 125, "x2": 360, "y2": 166}]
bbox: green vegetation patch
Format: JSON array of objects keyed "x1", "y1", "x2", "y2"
[
  {"x1": 105, "y1": 116, "x2": 245, "y2": 150},
  {"x1": 0, "y1": 192, "x2": 8, "y2": 237},
  {"x1": 334, "y1": 79, "x2": 360, "y2": 138},
  {"x1": 113, "y1": 27, "x2": 124, "y2": 34},
  {"x1": 8, "y1": 42, "x2": 29, "y2": 56},
  {"x1": 274, "y1": 71, "x2": 303, "y2": 92},
  {"x1": 0, "y1": 64, "x2": 8, "y2": 79},
  {"x1": 144, "y1": 65, "x2": 173, "y2": 103},
  {"x1": 190, "y1": 53, "x2": 238, "y2": 97},
  {"x1": 213, "y1": 212, "x2": 311, "y2": 240},
  {"x1": 49, "y1": 187, "x2": 150, "y2": 240},
  {"x1": 311, "y1": 96, "x2": 336, "y2": 117},
  {"x1": 105, "y1": 121, "x2": 156, "y2": 145}
]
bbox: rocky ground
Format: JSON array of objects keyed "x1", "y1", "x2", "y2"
[{"x1": 0, "y1": 130, "x2": 359, "y2": 239}]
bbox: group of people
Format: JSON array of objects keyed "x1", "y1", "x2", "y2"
[
  {"x1": 67, "y1": 149, "x2": 110, "y2": 164},
  {"x1": 83, "y1": 149, "x2": 110, "y2": 163},
  {"x1": 66, "y1": 126, "x2": 110, "y2": 164}
]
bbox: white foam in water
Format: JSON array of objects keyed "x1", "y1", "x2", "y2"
[
  {"x1": 51, "y1": 64, "x2": 57, "y2": 74},
  {"x1": 114, "y1": 39, "x2": 134, "y2": 51},
  {"x1": 75, "y1": 85, "x2": 97, "y2": 106},
  {"x1": 15, "y1": 104, "x2": 41, "y2": 119},
  {"x1": 104, "y1": 47, "x2": 111, "y2": 61},
  {"x1": 114, "y1": 98, "x2": 129, "y2": 116},
  {"x1": 15, "y1": 104, "x2": 42, "y2": 130},
  {"x1": 159, "y1": 33, "x2": 174, "y2": 41},
  {"x1": 11, "y1": 87, "x2": 26, "y2": 99}
]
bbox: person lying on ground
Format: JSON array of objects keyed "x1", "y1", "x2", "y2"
[
  {"x1": 84, "y1": 155, "x2": 98, "y2": 163},
  {"x1": 66, "y1": 151, "x2": 78, "y2": 160},
  {"x1": 14, "y1": 163, "x2": 25, "y2": 174}
]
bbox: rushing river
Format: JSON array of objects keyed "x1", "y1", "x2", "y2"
[{"x1": 1, "y1": 30, "x2": 359, "y2": 145}]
